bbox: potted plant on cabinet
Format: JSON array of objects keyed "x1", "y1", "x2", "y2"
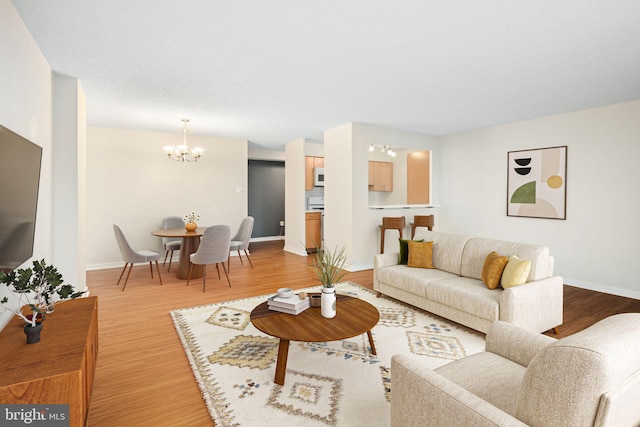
[
  {"x1": 311, "y1": 244, "x2": 348, "y2": 318},
  {"x1": 0, "y1": 259, "x2": 86, "y2": 344}
]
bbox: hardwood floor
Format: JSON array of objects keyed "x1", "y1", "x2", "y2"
[{"x1": 85, "y1": 240, "x2": 640, "y2": 426}]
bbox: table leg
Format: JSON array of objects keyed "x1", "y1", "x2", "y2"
[
  {"x1": 176, "y1": 236, "x2": 203, "y2": 280},
  {"x1": 274, "y1": 339, "x2": 290, "y2": 386},
  {"x1": 367, "y1": 330, "x2": 377, "y2": 355}
]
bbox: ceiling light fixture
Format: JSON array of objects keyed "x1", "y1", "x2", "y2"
[
  {"x1": 370, "y1": 144, "x2": 396, "y2": 157},
  {"x1": 163, "y1": 119, "x2": 204, "y2": 162}
]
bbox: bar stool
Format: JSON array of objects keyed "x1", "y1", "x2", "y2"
[
  {"x1": 410, "y1": 215, "x2": 434, "y2": 238},
  {"x1": 379, "y1": 216, "x2": 406, "y2": 254}
]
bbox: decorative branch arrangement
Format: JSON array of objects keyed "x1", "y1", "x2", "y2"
[
  {"x1": 0, "y1": 259, "x2": 86, "y2": 327},
  {"x1": 311, "y1": 244, "x2": 348, "y2": 288}
]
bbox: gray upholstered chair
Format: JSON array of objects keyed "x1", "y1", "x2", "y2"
[
  {"x1": 228, "y1": 216, "x2": 254, "y2": 271},
  {"x1": 113, "y1": 224, "x2": 163, "y2": 291},
  {"x1": 391, "y1": 313, "x2": 640, "y2": 427},
  {"x1": 187, "y1": 225, "x2": 231, "y2": 292},
  {"x1": 161, "y1": 216, "x2": 184, "y2": 271}
]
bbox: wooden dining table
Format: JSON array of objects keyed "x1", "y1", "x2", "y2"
[{"x1": 151, "y1": 227, "x2": 206, "y2": 280}]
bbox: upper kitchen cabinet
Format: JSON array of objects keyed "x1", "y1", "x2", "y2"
[
  {"x1": 368, "y1": 161, "x2": 393, "y2": 192},
  {"x1": 305, "y1": 156, "x2": 324, "y2": 190},
  {"x1": 407, "y1": 150, "x2": 430, "y2": 204}
]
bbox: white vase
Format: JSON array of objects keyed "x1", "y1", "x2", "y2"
[{"x1": 321, "y1": 287, "x2": 336, "y2": 318}]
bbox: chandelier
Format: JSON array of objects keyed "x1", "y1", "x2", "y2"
[{"x1": 163, "y1": 119, "x2": 204, "y2": 162}]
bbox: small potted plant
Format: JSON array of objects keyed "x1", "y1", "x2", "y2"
[
  {"x1": 183, "y1": 211, "x2": 200, "y2": 231},
  {"x1": 311, "y1": 244, "x2": 348, "y2": 318},
  {"x1": 0, "y1": 259, "x2": 85, "y2": 344}
]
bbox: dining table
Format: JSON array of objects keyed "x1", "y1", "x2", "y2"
[{"x1": 151, "y1": 227, "x2": 206, "y2": 280}]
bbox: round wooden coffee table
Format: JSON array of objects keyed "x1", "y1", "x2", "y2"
[{"x1": 250, "y1": 293, "x2": 380, "y2": 385}]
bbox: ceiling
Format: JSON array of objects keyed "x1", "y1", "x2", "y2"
[{"x1": 11, "y1": 0, "x2": 640, "y2": 151}]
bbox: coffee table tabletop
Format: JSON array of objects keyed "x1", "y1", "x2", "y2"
[{"x1": 250, "y1": 293, "x2": 380, "y2": 385}]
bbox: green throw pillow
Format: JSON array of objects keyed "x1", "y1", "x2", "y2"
[{"x1": 398, "y1": 238, "x2": 423, "y2": 265}]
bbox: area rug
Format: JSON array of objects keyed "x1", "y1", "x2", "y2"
[{"x1": 170, "y1": 282, "x2": 485, "y2": 426}]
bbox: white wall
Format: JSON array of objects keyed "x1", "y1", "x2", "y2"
[
  {"x1": 0, "y1": 1, "x2": 53, "y2": 330},
  {"x1": 284, "y1": 138, "x2": 307, "y2": 255},
  {"x1": 438, "y1": 99, "x2": 640, "y2": 299},
  {"x1": 86, "y1": 126, "x2": 248, "y2": 268},
  {"x1": 53, "y1": 74, "x2": 87, "y2": 290},
  {"x1": 324, "y1": 123, "x2": 440, "y2": 270}
]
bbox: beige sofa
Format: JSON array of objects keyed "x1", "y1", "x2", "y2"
[
  {"x1": 391, "y1": 314, "x2": 640, "y2": 426},
  {"x1": 373, "y1": 230, "x2": 563, "y2": 333}
]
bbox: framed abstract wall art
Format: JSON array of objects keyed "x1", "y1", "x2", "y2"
[{"x1": 507, "y1": 146, "x2": 567, "y2": 219}]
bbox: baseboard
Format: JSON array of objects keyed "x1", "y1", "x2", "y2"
[
  {"x1": 250, "y1": 235, "x2": 284, "y2": 242},
  {"x1": 283, "y1": 245, "x2": 308, "y2": 257},
  {"x1": 564, "y1": 277, "x2": 640, "y2": 300}
]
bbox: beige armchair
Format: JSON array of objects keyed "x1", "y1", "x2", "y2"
[{"x1": 391, "y1": 313, "x2": 640, "y2": 427}]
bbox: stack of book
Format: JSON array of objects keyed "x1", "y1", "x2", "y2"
[{"x1": 268, "y1": 294, "x2": 310, "y2": 315}]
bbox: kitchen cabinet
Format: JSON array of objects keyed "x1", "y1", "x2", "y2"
[
  {"x1": 305, "y1": 211, "x2": 322, "y2": 251},
  {"x1": 305, "y1": 156, "x2": 324, "y2": 190},
  {"x1": 368, "y1": 161, "x2": 393, "y2": 192},
  {"x1": 407, "y1": 150, "x2": 431, "y2": 204}
]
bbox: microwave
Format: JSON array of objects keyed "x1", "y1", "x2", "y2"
[{"x1": 314, "y1": 167, "x2": 325, "y2": 186}]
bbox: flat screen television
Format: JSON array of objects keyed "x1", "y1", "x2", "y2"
[{"x1": 0, "y1": 124, "x2": 43, "y2": 272}]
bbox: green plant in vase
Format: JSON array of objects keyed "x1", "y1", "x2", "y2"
[
  {"x1": 0, "y1": 259, "x2": 86, "y2": 329},
  {"x1": 311, "y1": 244, "x2": 348, "y2": 288},
  {"x1": 311, "y1": 244, "x2": 348, "y2": 319}
]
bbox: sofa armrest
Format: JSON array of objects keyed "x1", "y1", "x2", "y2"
[
  {"x1": 499, "y1": 275, "x2": 564, "y2": 333},
  {"x1": 373, "y1": 252, "x2": 399, "y2": 269},
  {"x1": 485, "y1": 321, "x2": 556, "y2": 367},
  {"x1": 391, "y1": 355, "x2": 528, "y2": 427}
]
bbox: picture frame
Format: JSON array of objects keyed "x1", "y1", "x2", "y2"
[{"x1": 507, "y1": 146, "x2": 567, "y2": 219}]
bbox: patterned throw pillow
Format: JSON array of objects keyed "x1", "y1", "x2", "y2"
[
  {"x1": 398, "y1": 238, "x2": 424, "y2": 265},
  {"x1": 481, "y1": 251, "x2": 509, "y2": 289},
  {"x1": 501, "y1": 255, "x2": 531, "y2": 288},
  {"x1": 407, "y1": 241, "x2": 434, "y2": 268}
]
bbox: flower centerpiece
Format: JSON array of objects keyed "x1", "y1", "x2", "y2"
[
  {"x1": 0, "y1": 259, "x2": 86, "y2": 343},
  {"x1": 311, "y1": 244, "x2": 348, "y2": 319},
  {"x1": 183, "y1": 211, "x2": 200, "y2": 231}
]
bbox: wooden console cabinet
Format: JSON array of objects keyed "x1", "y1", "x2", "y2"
[{"x1": 0, "y1": 296, "x2": 98, "y2": 427}]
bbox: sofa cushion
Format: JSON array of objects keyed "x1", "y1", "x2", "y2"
[
  {"x1": 398, "y1": 238, "x2": 423, "y2": 265},
  {"x1": 501, "y1": 255, "x2": 531, "y2": 288},
  {"x1": 426, "y1": 277, "x2": 501, "y2": 321},
  {"x1": 412, "y1": 230, "x2": 472, "y2": 275},
  {"x1": 460, "y1": 237, "x2": 550, "y2": 281},
  {"x1": 376, "y1": 265, "x2": 459, "y2": 298},
  {"x1": 481, "y1": 251, "x2": 509, "y2": 289},
  {"x1": 407, "y1": 241, "x2": 434, "y2": 268}
]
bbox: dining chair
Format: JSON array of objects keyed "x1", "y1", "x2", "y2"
[
  {"x1": 113, "y1": 224, "x2": 163, "y2": 291},
  {"x1": 161, "y1": 216, "x2": 184, "y2": 271},
  {"x1": 228, "y1": 216, "x2": 254, "y2": 272},
  {"x1": 187, "y1": 225, "x2": 231, "y2": 292}
]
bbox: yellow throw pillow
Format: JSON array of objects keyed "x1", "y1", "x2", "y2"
[
  {"x1": 481, "y1": 251, "x2": 509, "y2": 289},
  {"x1": 407, "y1": 241, "x2": 434, "y2": 268},
  {"x1": 501, "y1": 255, "x2": 531, "y2": 288}
]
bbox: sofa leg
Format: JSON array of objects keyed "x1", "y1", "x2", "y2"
[
  {"x1": 376, "y1": 291, "x2": 382, "y2": 298},
  {"x1": 553, "y1": 326, "x2": 559, "y2": 335}
]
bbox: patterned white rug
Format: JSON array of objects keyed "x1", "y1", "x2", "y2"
[{"x1": 170, "y1": 282, "x2": 485, "y2": 427}]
